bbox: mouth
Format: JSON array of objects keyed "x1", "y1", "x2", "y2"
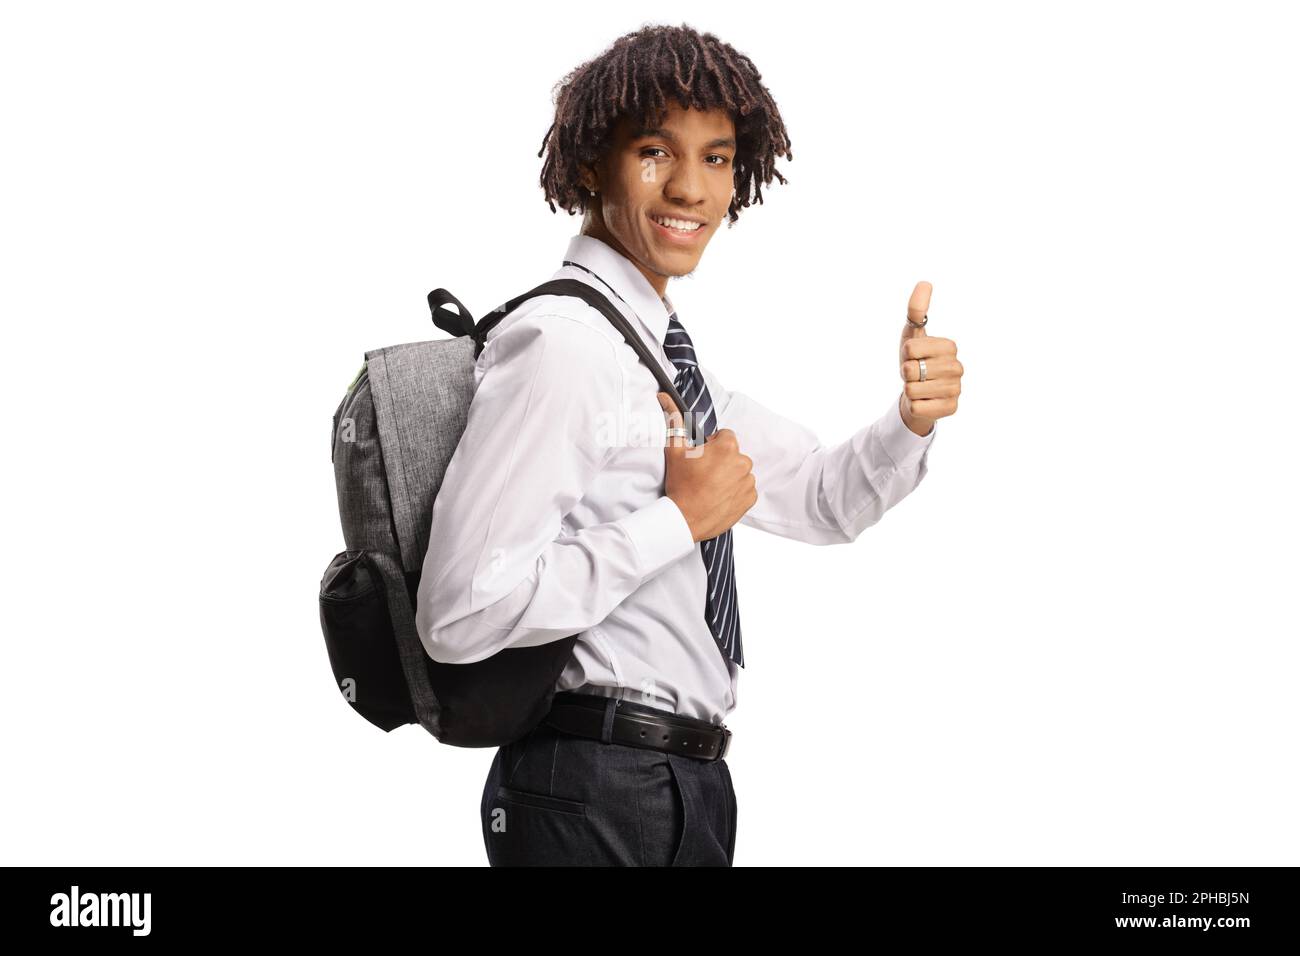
[{"x1": 648, "y1": 211, "x2": 708, "y2": 244}]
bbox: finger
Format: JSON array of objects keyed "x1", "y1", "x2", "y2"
[
  {"x1": 900, "y1": 335, "x2": 957, "y2": 361},
  {"x1": 658, "y1": 391, "x2": 688, "y2": 450},
  {"x1": 903, "y1": 378, "x2": 960, "y2": 400},
  {"x1": 901, "y1": 280, "x2": 932, "y2": 343},
  {"x1": 906, "y1": 396, "x2": 958, "y2": 419},
  {"x1": 901, "y1": 355, "x2": 962, "y2": 382}
]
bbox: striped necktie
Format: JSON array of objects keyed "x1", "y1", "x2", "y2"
[{"x1": 663, "y1": 310, "x2": 745, "y2": 669}]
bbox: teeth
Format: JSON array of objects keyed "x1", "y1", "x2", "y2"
[{"x1": 652, "y1": 215, "x2": 701, "y2": 232}]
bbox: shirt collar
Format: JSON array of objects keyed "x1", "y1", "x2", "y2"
[{"x1": 555, "y1": 233, "x2": 675, "y2": 348}]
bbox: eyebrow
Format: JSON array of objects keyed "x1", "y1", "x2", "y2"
[{"x1": 631, "y1": 126, "x2": 737, "y2": 151}]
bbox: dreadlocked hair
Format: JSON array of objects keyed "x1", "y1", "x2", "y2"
[{"x1": 537, "y1": 23, "x2": 793, "y2": 225}]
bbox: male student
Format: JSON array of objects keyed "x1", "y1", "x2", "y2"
[{"x1": 415, "y1": 23, "x2": 963, "y2": 866}]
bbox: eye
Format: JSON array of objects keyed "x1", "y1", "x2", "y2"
[
  {"x1": 706, "y1": 155, "x2": 731, "y2": 166},
  {"x1": 641, "y1": 147, "x2": 668, "y2": 159}
]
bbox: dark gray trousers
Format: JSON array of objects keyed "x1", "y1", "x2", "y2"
[{"x1": 480, "y1": 701, "x2": 737, "y2": 866}]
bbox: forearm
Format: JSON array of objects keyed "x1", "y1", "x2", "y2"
[
  {"x1": 415, "y1": 496, "x2": 694, "y2": 664},
  {"x1": 725, "y1": 389, "x2": 936, "y2": 545}
]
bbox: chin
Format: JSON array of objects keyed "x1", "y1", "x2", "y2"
[{"x1": 650, "y1": 253, "x2": 702, "y2": 278}]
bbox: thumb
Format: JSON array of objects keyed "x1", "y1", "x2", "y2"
[
  {"x1": 901, "y1": 280, "x2": 932, "y2": 345},
  {"x1": 657, "y1": 392, "x2": 688, "y2": 451}
]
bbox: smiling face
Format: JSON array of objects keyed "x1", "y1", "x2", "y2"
[{"x1": 580, "y1": 100, "x2": 737, "y2": 298}]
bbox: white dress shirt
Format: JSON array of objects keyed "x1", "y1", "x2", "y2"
[{"x1": 415, "y1": 233, "x2": 937, "y2": 725}]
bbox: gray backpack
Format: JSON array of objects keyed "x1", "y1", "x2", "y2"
[{"x1": 320, "y1": 279, "x2": 693, "y2": 748}]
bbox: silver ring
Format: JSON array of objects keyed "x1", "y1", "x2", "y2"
[
  {"x1": 907, "y1": 312, "x2": 928, "y2": 328},
  {"x1": 665, "y1": 427, "x2": 689, "y2": 438},
  {"x1": 918, "y1": 358, "x2": 927, "y2": 382}
]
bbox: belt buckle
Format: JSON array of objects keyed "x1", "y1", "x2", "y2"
[{"x1": 714, "y1": 725, "x2": 732, "y2": 761}]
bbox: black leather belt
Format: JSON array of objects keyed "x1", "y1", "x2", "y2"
[{"x1": 544, "y1": 690, "x2": 732, "y2": 762}]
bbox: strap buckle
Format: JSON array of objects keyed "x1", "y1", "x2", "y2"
[{"x1": 714, "y1": 725, "x2": 732, "y2": 761}]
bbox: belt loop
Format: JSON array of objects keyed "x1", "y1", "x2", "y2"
[{"x1": 600, "y1": 697, "x2": 617, "y2": 744}]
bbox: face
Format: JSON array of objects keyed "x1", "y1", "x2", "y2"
[{"x1": 580, "y1": 100, "x2": 737, "y2": 298}]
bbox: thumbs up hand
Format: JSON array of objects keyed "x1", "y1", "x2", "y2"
[{"x1": 898, "y1": 281, "x2": 962, "y2": 437}]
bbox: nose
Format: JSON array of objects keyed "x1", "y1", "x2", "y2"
[{"x1": 662, "y1": 159, "x2": 708, "y2": 209}]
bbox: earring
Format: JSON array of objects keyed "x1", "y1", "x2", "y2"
[{"x1": 589, "y1": 188, "x2": 597, "y2": 197}]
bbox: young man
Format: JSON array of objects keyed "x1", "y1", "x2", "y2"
[{"x1": 416, "y1": 23, "x2": 963, "y2": 866}]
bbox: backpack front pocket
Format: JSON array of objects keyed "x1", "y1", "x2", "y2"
[{"x1": 318, "y1": 549, "x2": 415, "y2": 731}]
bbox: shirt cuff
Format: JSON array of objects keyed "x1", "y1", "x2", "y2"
[
  {"x1": 616, "y1": 495, "x2": 698, "y2": 581},
  {"x1": 879, "y1": 396, "x2": 936, "y2": 469}
]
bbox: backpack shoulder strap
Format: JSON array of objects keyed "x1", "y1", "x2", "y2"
[{"x1": 427, "y1": 280, "x2": 694, "y2": 428}]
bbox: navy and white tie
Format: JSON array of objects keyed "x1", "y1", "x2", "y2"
[{"x1": 663, "y1": 311, "x2": 745, "y2": 669}]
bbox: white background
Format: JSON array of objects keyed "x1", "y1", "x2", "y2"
[{"x1": 3, "y1": 1, "x2": 1296, "y2": 866}]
